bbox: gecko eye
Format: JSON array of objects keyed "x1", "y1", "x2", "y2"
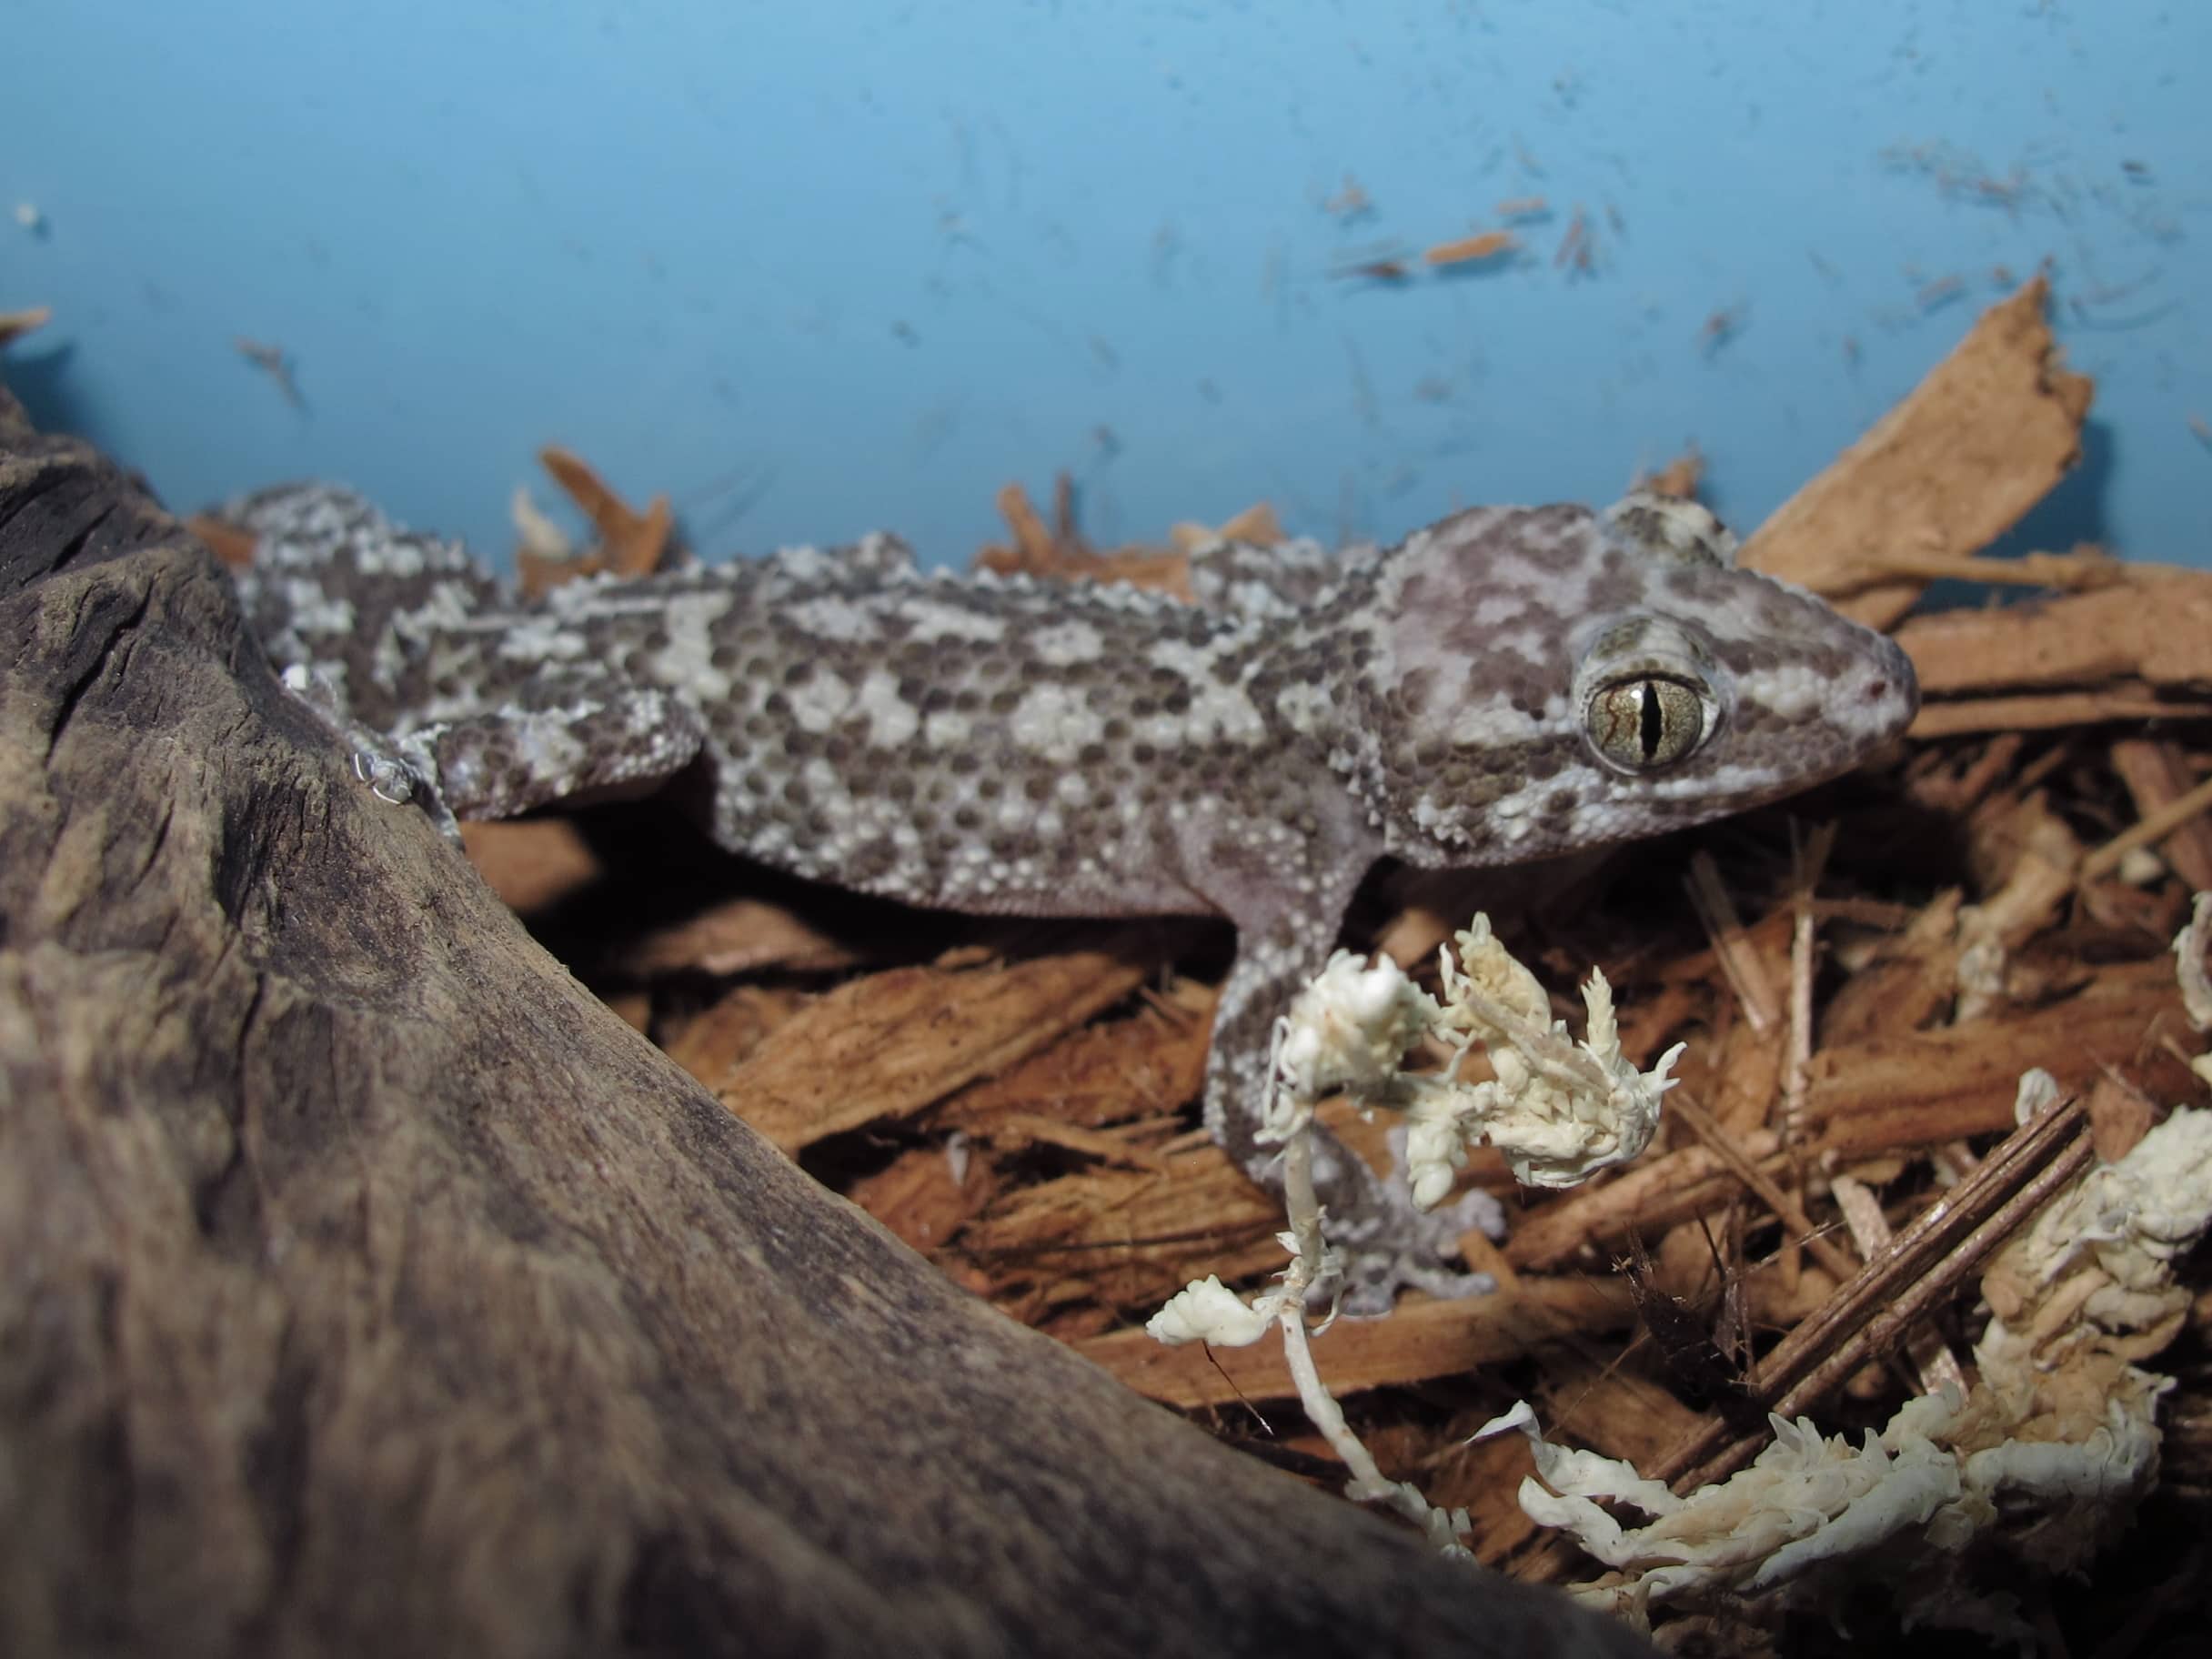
[{"x1": 1584, "y1": 674, "x2": 1710, "y2": 770}]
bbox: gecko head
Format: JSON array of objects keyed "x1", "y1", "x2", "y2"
[{"x1": 1360, "y1": 493, "x2": 1917, "y2": 869}]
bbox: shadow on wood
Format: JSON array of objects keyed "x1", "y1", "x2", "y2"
[{"x1": 0, "y1": 387, "x2": 1644, "y2": 1657}]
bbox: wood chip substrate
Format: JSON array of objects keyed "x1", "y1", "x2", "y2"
[{"x1": 292, "y1": 277, "x2": 2212, "y2": 1649}]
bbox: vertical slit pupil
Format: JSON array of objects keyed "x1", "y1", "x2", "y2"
[{"x1": 1639, "y1": 679, "x2": 1664, "y2": 759}]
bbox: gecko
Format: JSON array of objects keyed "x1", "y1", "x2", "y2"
[{"x1": 220, "y1": 483, "x2": 1916, "y2": 1312}]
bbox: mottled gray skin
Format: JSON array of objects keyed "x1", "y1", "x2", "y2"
[{"x1": 224, "y1": 484, "x2": 1917, "y2": 1312}]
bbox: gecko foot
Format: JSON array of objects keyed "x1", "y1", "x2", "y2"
[
  {"x1": 1309, "y1": 1126, "x2": 1505, "y2": 1317},
  {"x1": 276, "y1": 665, "x2": 461, "y2": 841}
]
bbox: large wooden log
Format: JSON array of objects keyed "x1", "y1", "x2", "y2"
[{"x1": 0, "y1": 388, "x2": 1643, "y2": 1658}]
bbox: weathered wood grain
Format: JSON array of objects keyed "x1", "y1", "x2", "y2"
[{"x1": 0, "y1": 387, "x2": 1644, "y2": 1659}]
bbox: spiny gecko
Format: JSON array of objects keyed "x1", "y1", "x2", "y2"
[{"x1": 222, "y1": 483, "x2": 1916, "y2": 1312}]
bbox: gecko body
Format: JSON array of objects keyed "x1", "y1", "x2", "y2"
[{"x1": 226, "y1": 484, "x2": 1915, "y2": 1311}]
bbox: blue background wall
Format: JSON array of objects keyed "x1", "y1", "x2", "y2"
[{"x1": 5, "y1": 1, "x2": 2205, "y2": 569}]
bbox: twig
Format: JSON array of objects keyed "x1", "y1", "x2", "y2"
[
  {"x1": 0, "y1": 305, "x2": 53, "y2": 347},
  {"x1": 995, "y1": 482, "x2": 1055, "y2": 563},
  {"x1": 1685, "y1": 852, "x2": 1778, "y2": 1033},
  {"x1": 1675, "y1": 1127, "x2": 2094, "y2": 1494},
  {"x1": 1767, "y1": 1129, "x2": 2092, "y2": 1419},
  {"x1": 1424, "y1": 231, "x2": 1517, "y2": 267},
  {"x1": 1867, "y1": 548, "x2": 2123, "y2": 591},
  {"x1": 1913, "y1": 690, "x2": 2212, "y2": 738},
  {"x1": 2109, "y1": 739, "x2": 2212, "y2": 893},
  {"x1": 1665, "y1": 1092, "x2": 1859, "y2": 1286},
  {"x1": 1650, "y1": 1093, "x2": 2088, "y2": 1489},
  {"x1": 1780, "y1": 824, "x2": 1835, "y2": 1143},
  {"x1": 1776, "y1": 823, "x2": 1834, "y2": 1292},
  {"x1": 1829, "y1": 1173, "x2": 1968, "y2": 1399},
  {"x1": 2080, "y1": 769, "x2": 2212, "y2": 883}
]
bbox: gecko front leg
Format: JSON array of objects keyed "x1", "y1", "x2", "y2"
[
  {"x1": 1206, "y1": 907, "x2": 1505, "y2": 1316},
  {"x1": 270, "y1": 660, "x2": 459, "y2": 835}
]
